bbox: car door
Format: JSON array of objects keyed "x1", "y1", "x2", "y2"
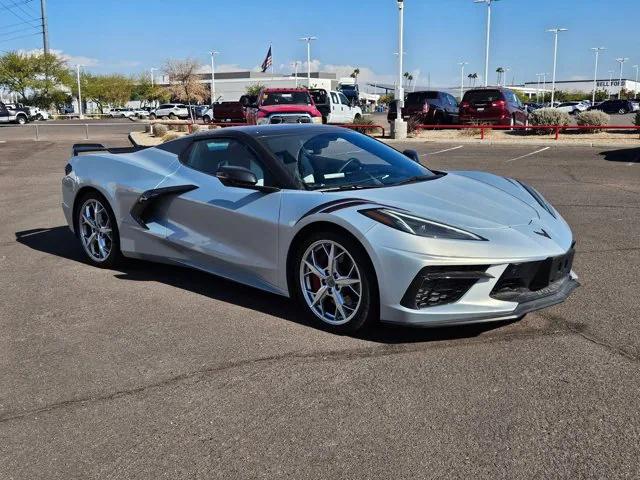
[
  {"x1": 328, "y1": 92, "x2": 340, "y2": 123},
  {"x1": 445, "y1": 94, "x2": 459, "y2": 123},
  {"x1": 0, "y1": 103, "x2": 9, "y2": 123},
  {"x1": 159, "y1": 136, "x2": 283, "y2": 291},
  {"x1": 338, "y1": 92, "x2": 351, "y2": 122}
]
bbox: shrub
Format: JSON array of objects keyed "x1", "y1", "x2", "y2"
[
  {"x1": 635, "y1": 112, "x2": 640, "y2": 127},
  {"x1": 575, "y1": 110, "x2": 610, "y2": 133},
  {"x1": 352, "y1": 115, "x2": 378, "y2": 134},
  {"x1": 407, "y1": 113, "x2": 428, "y2": 135},
  {"x1": 162, "y1": 132, "x2": 181, "y2": 142},
  {"x1": 153, "y1": 123, "x2": 168, "y2": 137},
  {"x1": 191, "y1": 123, "x2": 202, "y2": 133},
  {"x1": 529, "y1": 108, "x2": 571, "y2": 134}
]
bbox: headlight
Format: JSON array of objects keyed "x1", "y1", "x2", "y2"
[
  {"x1": 311, "y1": 116, "x2": 323, "y2": 124},
  {"x1": 257, "y1": 117, "x2": 270, "y2": 125},
  {"x1": 516, "y1": 180, "x2": 557, "y2": 219},
  {"x1": 360, "y1": 208, "x2": 486, "y2": 241}
]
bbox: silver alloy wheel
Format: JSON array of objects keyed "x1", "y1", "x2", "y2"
[
  {"x1": 78, "y1": 198, "x2": 113, "y2": 262},
  {"x1": 299, "y1": 240, "x2": 362, "y2": 325}
]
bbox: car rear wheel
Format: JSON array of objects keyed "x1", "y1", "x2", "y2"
[
  {"x1": 169, "y1": 113, "x2": 177, "y2": 120},
  {"x1": 618, "y1": 108, "x2": 626, "y2": 114},
  {"x1": 293, "y1": 232, "x2": 378, "y2": 334},
  {"x1": 76, "y1": 193, "x2": 121, "y2": 268}
]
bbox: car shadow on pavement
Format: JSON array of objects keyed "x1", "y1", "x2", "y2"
[
  {"x1": 599, "y1": 147, "x2": 640, "y2": 163},
  {"x1": 15, "y1": 226, "x2": 513, "y2": 344}
]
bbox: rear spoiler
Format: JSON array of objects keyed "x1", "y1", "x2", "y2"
[{"x1": 71, "y1": 142, "x2": 149, "y2": 157}]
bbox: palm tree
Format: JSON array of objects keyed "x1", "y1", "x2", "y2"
[
  {"x1": 350, "y1": 68, "x2": 360, "y2": 84},
  {"x1": 496, "y1": 67, "x2": 505, "y2": 86},
  {"x1": 403, "y1": 71, "x2": 410, "y2": 88},
  {"x1": 407, "y1": 74, "x2": 414, "y2": 91},
  {"x1": 468, "y1": 72, "x2": 478, "y2": 87}
]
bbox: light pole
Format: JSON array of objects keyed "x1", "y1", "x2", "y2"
[
  {"x1": 474, "y1": 0, "x2": 500, "y2": 87},
  {"x1": 540, "y1": 72, "x2": 548, "y2": 104},
  {"x1": 590, "y1": 47, "x2": 605, "y2": 104},
  {"x1": 149, "y1": 67, "x2": 157, "y2": 86},
  {"x1": 633, "y1": 64, "x2": 639, "y2": 99},
  {"x1": 299, "y1": 36, "x2": 317, "y2": 87},
  {"x1": 209, "y1": 51, "x2": 219, "y2": 104},
  {"x1": 503, "y1": 66, "x2": 511, "y2": 86},
  {"x1": 616, "y1": 57, "x2": 629, "y2": 98},
  {"x1": 535, "y1": 73, "x2": 544, "y2": 103},
  {"x1": 393, "y1": 0, "x2": 407, "y2": 139},
  {"x1": 458, "y1": 61, "x2": 468, "y2": 101},
  {"x1": 546, "y1": 27, "x2": 568, "y2": 106},
  {"x1": 76, "y1": 64, "x2": 83, "y2": 119}
]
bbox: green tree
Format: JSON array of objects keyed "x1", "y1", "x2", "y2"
[
  {"x1": 163, "y1": 58, "x2": 207, "y2": 120},
  {"x1": 69, "y1": 73, "x2": 134, "y2": 113},
  {"x1": 0, "y1": 51, "x2": 72, "y2": 108},
  {"x1": 245, "y1": 83, "x2": 266, "y2": 96},
  {"x1": 130, "y1": 73, "x2": 168, "y2": 106}
]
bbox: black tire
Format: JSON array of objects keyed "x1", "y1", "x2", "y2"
[
  {"x1": 354, "y1": 113, "x2": 362, "y2": 121},
  {"x1": 74, "y1": 191, "x2": 122, "y2": 268},
  {"x1": 291, "y1": 230, "x2": 378, "y2": 334},
  {"x1": 618, "y1": 108, "x2": 626, "y2": 115},
  {"x1": 16, "y1": 115, "x2": 27, "y2": 125},
  {"x1": 36, "y1": 114, "x2": 43, "y2": 121},
  {"x1": 168, "y1": 113, "x2": 177, "y2": 120},
  {"x1": 203, "y1": 115, "x2": 211, "y2": 124}
]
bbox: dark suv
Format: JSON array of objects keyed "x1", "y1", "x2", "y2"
[
  {"x1": 387, "y1": 90, "x2": 459, "y2": 125},
  {"x1": 588, "y1": 99, "x2": 634, "y2": 114},
  {"x1": 459, "y1": 87, "x2": 528, "y2": 126}
]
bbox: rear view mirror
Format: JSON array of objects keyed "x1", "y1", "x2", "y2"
[
  {"x1": 216, "y1": 165, "x2": 257, "y2": 187},
  {"x1": 403, "y1": 149, "x2": 420, "y2": 163}
]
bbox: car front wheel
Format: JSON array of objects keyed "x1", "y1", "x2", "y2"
[
  {"x1": 16, "y1": 115, "x2": 27, "y2": 125},
  {"x1": 294, "y1": 232, "x2": 377, "y2": 334},
  {"x1": 618, "y1": 108, "x2": 626, "y2": 114},
  {"x1": 76, "y1": 193, "x2": 121, "y2": 268}
]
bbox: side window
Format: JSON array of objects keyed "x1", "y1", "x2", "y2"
[
  {"x1": 330, "y1": 92, "x2": 339, "y2": 105},
  {"x1": 447, "y1": 94, "x2": 458, "y2": 107},
  {"x1": 184, "y1": 138, "x2": 270, "y2": 186},
  {"x1": 338, "y1": 93, "x2": 350, "y2": 105}
]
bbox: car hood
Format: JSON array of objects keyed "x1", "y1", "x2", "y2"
[
  {"x1": 335, "y1": 171, "x2": 544, "y2": 230},
  {"x1": 259, "y1": 105, "x2": 318, "y2": 115}
]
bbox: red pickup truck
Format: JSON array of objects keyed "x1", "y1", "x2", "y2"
[{"x1": 245, "y1": 88, "x2": 323, "y2": 125}]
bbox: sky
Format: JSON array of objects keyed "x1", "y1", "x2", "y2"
[{"x1": 2, "y1": 0, "x2": 640, "y2": 88}]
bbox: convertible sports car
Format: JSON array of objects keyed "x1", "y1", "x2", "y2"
[{"x1": 62, "y1": 125, "x2": 578, "y2": 333}]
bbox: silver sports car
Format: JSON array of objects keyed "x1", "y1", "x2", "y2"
[{"x1": 62, "y1": 125, "x2": 578, "y2": 333}]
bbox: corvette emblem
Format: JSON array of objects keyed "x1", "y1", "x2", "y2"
[{"x1": 534, "y1": 228, "x2": 552, "y2": 239}]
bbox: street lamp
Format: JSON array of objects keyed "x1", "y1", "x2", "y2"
[
  {"x1": 291, "y1": 61, "x2": 301, "y2": 87},
  {"x1": 590, "y1": 47, "x2": 605, "y2": 104},
  {"x1": 299, "y1": 36, "x2": 317, "y2": 87},
  {"x1": 474, "y1": 0, "x2": 500, "y2": 87},
  {"x1": 76, "y1": 64, "x2": 83, "y2": 119},
  {"x1": 390, "y1": 0, "x2": 407, "y2": 139},
  {"x1": 633, "y1": 64, "x2": 639, "y2": 99},
  {"x1": 616, "y1": 57, "x2": 629, "y2": 98},
  {"x1": 546, "y1": 27, "x2": 568, "y2": 105},
  {"x1": 458, "y1": 61, "x2": 468, "y2": 101},
  {"x1": 503, "y1": 66, "x2": 511, "y2": 86},
  {"x1": 209, "y1": 51, "x2": 219, "y2": 104}
]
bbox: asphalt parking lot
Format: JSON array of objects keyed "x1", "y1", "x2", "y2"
[{"x1": 1, "y1": 128, "x2": 639, "y2": 479}]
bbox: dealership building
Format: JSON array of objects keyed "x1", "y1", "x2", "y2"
[{"x1": 523, "y1": 78, "x2": 640, "y2": 98}]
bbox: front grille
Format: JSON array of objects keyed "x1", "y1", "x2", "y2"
[
  {"x1": 491, "y1": 246, "x2": 575, "y2": 302},
  {"x1": 401, "y1": 265, "x2": 491, "y2": 310},
  {"x1": 270, "y1": 114, "x2": 311, "y2": 124}
]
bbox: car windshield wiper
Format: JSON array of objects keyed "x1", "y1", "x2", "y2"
[
  {"x1": 392, "y1": 174, "x2": 442, "y2": 186},
  {"x1": 320, "y1": 183, "x2": 385, "y2": 192}
]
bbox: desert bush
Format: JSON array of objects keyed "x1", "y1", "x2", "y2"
[
  {"x1": 406, "y1": 113, "x2": 428, "y2": 135},
  {"x1": 352, "y1": 115, "x2": 378, "y2": 134},
  {"x1": 162, "y1": 132, "x2": 181, "y2": 142},
  {"x1": 153, "y1": 123, "x2": 168, "y2": 137},
  {"x1": 575, "y1": 110, "x2": 610, "y2": 133},
  {"x1": 191, "y1": 123, "x2": 202, "y2": 133},
  {"x1": 529, "y1": 108, "x2": 570, "y2": 134}
]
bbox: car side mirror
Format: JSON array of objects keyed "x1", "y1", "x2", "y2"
[
  {"x1": 215, "y1": 165, "x2": 257, "y2": 187},
  {"x1": 403, "y1": 149, "x2": 420, "y2": 163}
]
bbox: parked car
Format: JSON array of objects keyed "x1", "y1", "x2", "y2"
[
  {"x1": 245, "y1": 88, "x2": 322, "y2": 125},
  {"x1": 188, "y1": 105, "x2": 208, "y2": 120},
  {"x1": 524, "y1": 102, "x2": 543, "y2": 113},
  {"x1": 555, "y1": 102, "x2": 588, "y2": 115},
  {"x1": 109, "y1": 108, "x2": 136, "y2": 118},
  {"x1": 387, "y1": 90, "x2": 459, "y2": 125},
  {"x1": 134, "y1": 107, "x2": 152, "y2": 118},
  {"x1": 202, "y1": 97, "x2": 254, "y2": 123},
  {"x1": 149, "y1": 103, "x2": 190, "y2": 120},
  {"x1": 337, "y1": 82, "x2": 360, "y2": 106},
  {"x1": 30, "y1": 107, "x2": 49, "y2": 120},
  {"x1": 63, "y1": 125, "x2": 578, "y2": 333},
  {"x1": 588, "y1": 99, "x2": 635, "y2": 114},
  {"x1": 459, "y1": 87, "x2": 528, "y2": 126},
  {"x1": 309, "y1": 89, "x2": 363, "y2": 124},
  {"x1": 630, "y1": 100, "x2": 639, "y2": 112},
  {"x1": 0, "y1": 102, "x2": 31, "y2": 124}
]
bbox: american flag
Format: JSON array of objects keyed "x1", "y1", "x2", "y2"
[{"x1": 261, "y1": 46, "x2": 272, "y2": 73}]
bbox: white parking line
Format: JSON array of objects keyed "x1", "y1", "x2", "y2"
[
  {"x1": 505, "y1": 147, "x2": 550, "y2": 163},
  {"x1": 423, "y1": 145, "x2": 463, "y2": 156}
]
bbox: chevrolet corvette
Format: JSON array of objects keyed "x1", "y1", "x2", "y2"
[{"x1": 62, "y1": 125, "x2": 578, "y2": 333}]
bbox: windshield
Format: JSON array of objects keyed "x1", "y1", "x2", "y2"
[
  {"x1": 463, "y1": 89, "x2": 502, "y2": 103},
  {"x1": 262, "y1": 91, "x2": 312, "y2": 106},
  {"x1": 340, "y1": 85, "x2": 356, "y2": 91},
  {"x1": 260, "y1": 130, "x2": 436, "y2": 190},
  {"x1": 406, "y1": 92, "x2": 439, "y2": 104}
]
